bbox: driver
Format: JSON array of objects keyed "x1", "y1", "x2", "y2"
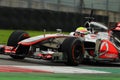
[{"x1": 74, "y1": 26, "x2": 89, "y2": 37}]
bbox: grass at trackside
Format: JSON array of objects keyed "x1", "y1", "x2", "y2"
[
  {"x1": 0, "y1": 29, "x2": 68, "y2": 44},
  {"x1": 0, "y1": 29, "x2": 13, "y2": 44},
  {"x1": 0, "y1": 73, "x2": 120, "y2": 80}
]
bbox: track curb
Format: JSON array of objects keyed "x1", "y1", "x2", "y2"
[{"x1": 0, "y1": 65, "x2": 110, "y2": 73}]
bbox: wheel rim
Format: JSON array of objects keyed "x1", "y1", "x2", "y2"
[{"x1": 72, "y1": 44, "x2": 82, "y2": 63}]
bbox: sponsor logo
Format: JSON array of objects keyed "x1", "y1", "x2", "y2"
[{"x1": 105, "y1": 54, "x2": 117, "y2": 58}]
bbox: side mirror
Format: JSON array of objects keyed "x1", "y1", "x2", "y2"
[{"x1": 56, "y1": 29, "x2": 62, "y2": 33}]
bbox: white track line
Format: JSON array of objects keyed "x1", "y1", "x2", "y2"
[{"x1": 14, "y1": 66, "x2": 110, "y2": 74}]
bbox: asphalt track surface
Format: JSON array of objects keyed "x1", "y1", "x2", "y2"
[
  {"x1": 0, "y1": 54, "x2": 120, "y2": 73},
  {"x1": 0, "y1": 55, "x2": 66, "y2": 66},
  {"x1": 0, "y1": 54, "x2": 120, "y2": 66}
]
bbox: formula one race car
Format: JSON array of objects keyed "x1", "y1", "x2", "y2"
[
  {"x1": 0, "y1": 29, "x2": 85, "y2": 66},
  {"x1": 0, "y1": 7, "x2": 120, "y2": 66},
  {"x1": 0, "y1": 21, "x2": 120, "y2": 66}
]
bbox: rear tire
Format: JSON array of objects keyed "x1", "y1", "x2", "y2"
[
  {"x1": 7, "y1": 30, "x2": 30, "y2": 59},
  {"x1": 61, "y1": 37, "x2": 84, "y2": 66}
]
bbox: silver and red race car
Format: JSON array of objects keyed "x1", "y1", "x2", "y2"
[{"x1": 0, "y1": 21, "x2": 120, "y2": 66}]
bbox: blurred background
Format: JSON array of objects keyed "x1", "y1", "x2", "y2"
[{"x1": 0, "y1": 0, "x2": 119, "y2": 31}]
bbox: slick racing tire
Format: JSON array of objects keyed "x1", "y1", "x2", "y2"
[
  {"x1": 7, "y1": 30, "x2": 30, "y2": 59},
  {"x1": 62, "y1": 37, "x2": 84, "y2": 66}
]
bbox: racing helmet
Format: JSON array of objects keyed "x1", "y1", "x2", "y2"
[
  {"x1": 74, "y1": 27, "x2": 89, "y2": 37},
  {"x1": 75, "y1": 27, "x2": 89, "y2": 34}
]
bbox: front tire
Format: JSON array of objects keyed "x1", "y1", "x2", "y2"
[
  {"x1": 7, "y1": 30, "x2": 30, "y2": 59},
  {"x1": 61, "y1": 37, "x2": 85, "y2": 66}
]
